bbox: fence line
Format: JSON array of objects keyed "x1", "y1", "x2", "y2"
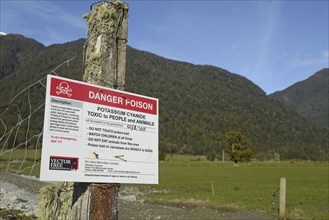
[{"x1": 0, "y1": 55, "x2": 78, "y2": 190}]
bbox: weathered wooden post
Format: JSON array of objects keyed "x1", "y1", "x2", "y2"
[
  {"x1": 83, "y1": 0, "x2": 128, "y2": 90},
  {"x1": 72, "y1": 0, "x2": 128, "y2": 219},
  {"x1": 38, "y1": 1, "x2": 128, "y2": 219},
  {"x1": 279, "y1": 177, "x2": 286, "y2": 218}
]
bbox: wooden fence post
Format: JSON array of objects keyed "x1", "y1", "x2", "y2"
[
  {"x1": 72, "y1": 0, "x2": 128, "y2": 219},
  {"x1": 82, "y1": 0, "x2": 128, "y2": 90},
  {"x1": 279, "y1": 177, "x2": 286, "y2": 218},
  {"x1": 38, "y1": 1, "x2": 128, "y2": 219}
]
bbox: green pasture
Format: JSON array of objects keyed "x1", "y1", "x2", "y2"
[
  {"x1": 128, "y1": 155, "x2": 329, "y2": 219},
  {"x1": 1, "y1": 150, "x2": 328, "y2": 219},
  {"x1": 0, "y1": 149, "x2": 41, "y2": 177}
]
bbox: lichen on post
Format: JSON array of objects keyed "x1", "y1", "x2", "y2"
[
  {"x1": 38, "y1": 182, "x2": 74, "y2": 220},
  {"x1": 38, "y1": 1, "x2": 128, "y2": 219},
  {"x1": 73, "y1": 0, "x2": 128, "y2": 219},
  {"x1": 83, "y1": 0, "x2": 128, "y2": 91}
]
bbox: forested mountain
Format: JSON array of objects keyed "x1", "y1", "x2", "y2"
[
  {"x1": 0, "y1": 34, "x2": 45, "y2": 79},
  {"x1": 269, "y1": 69, "x2": 329, "y2": 128},
  {"x1": 0, "y1": 34, "x2": 328, "y2": 160}
]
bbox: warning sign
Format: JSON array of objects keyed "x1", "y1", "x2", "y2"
[{"x1": 40, "y1": 75, "x2": 159, "y2": 184}]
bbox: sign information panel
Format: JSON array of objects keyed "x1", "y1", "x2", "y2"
[{"x1": 40, "y1": 75, "x2": 158, "y2": 184}]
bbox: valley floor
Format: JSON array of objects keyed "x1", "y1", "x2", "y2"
[{"x1": 0, "y1": 173, "x2": 275, "y2": 220}]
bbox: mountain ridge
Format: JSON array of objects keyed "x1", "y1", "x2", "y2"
[
  {"x1": 269, "y1": 68, "x2": 328, "y2": 128},
  {"x1": 0, "y1": 34, "x2": 45, "y2": 79},
  {"x1": 0, "y1": 34, "x2": 328, "y2": 160}
]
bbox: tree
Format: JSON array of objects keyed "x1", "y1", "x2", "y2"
[{"x1": 225, "y1": 131, "x2": 253, "y2": 165}]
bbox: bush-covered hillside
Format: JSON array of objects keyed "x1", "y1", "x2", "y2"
[
  {"x1": 1, "y1": 34, "x2": 328, "y2": 160},
  {"x1": 270, "y1": 68, "x2": 329, "y2": 128}
]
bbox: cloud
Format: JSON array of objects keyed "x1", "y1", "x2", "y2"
[
  {"x1": 290, "y1": 51, "x2": 328, "y2": 66},
  {"x1": 17, "y1": 1, "x2": 85, "y2": 30},
  {"x1": 255, "y1": 1, "x2": 281, "y2": 74},
  {"x1": 322, "y1": 50, "x2": 329, "y2": 59},
  {"x1": 1, "y1": 1, "x2": 86, "y2": 45},
  {"x1": 231, "y1": 43, "x2": 239, "y2": 50}
]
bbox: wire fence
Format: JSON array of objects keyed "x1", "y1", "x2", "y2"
[
  {"x1": 0, "y1": 56, "x2": 78, "y2": 184},
  {"x1": 0, "y1": 56, "x2": 81, "y2": 218}
]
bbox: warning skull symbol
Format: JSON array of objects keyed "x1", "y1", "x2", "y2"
[{"x1": 56, "y1": 81, "x2": 72, "y2": 97}]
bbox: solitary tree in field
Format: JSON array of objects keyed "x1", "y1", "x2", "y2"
[{"x1": 225, "y1": 131, "x2": 253, "y2": 165}]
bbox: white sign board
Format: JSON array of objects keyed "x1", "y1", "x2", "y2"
[{"x1": 40, "y1": 75, "x2": 158, "y2": 184}]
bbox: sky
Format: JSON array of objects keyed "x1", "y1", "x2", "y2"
[{"x1": 1, "y1": 0, "x2": 328, "y2": 94}]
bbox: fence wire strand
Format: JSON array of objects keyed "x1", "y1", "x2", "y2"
[
  {"x1": 0, "y1": 54, "x2": 79, "y2": 198},
  {"x1": 0, "y1": 32, "x2": 123, "y2": 217}
]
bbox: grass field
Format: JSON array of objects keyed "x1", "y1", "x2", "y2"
[
  {"x1": 1, "y1": 151, "x2": 328, "y2": 219},
  {"x1": 0, "y1": 149, "x2": 41, "y2": 177},
  {"x1": 128, "y1": 155, "x2": 329, "y2": 220}
]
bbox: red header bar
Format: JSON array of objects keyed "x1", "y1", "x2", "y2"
[{"x1": 49, "y1": 75, "x2": 157, "y2": 115}]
